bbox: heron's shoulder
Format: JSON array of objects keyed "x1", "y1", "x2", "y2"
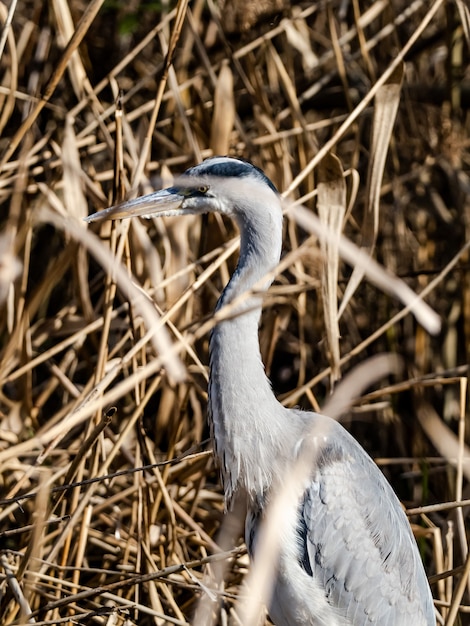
[
  {"x1": 289, "y1": 410, "x2": 434, "y2": 624},
  {"x1": 290, "y1": 409, "x2": 375, "y2": 469}
]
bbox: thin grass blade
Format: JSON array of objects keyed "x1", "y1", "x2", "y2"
[
  {"x1": 317, "y1": 153, "x2": 346, "y2": 383},
  {"x1": 339, "y1": 64, "x2": 403, "y2": 318}
]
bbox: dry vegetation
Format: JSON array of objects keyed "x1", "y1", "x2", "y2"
[{"x1": 0, "y1": 0, "x2": 470, "y2": 624}]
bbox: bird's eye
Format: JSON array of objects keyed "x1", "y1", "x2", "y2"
[{"x1": 197, "y1": 185, "x2": 209, "y2": 194}]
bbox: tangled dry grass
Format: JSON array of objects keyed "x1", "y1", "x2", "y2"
[{"x1": 0, "y1": 0, "x2": 469, "y2": 624}]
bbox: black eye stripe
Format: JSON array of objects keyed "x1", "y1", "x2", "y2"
[
  {"x1": 184, "y1": 157, "x2": 278, "y2": 194},
  {"x1": 166, "y1": 185, "x2": 209, "y2": 197}
]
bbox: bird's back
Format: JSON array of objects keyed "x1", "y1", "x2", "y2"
[{"x1": 247, "y1": 411, "x2": 434, "y2": 626}]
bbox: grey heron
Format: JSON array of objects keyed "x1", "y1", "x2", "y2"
[{"x1": 85, "y1": 156, "x2": 435, "y2": 626}]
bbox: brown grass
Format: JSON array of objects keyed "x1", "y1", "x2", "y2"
[{"x1": 0, "y1": 0, "x2": 469, "y2": 624}]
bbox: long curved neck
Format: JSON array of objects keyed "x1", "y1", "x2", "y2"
[{"x1": 208, "y1": 206, "x2": 285, "y2": 504}]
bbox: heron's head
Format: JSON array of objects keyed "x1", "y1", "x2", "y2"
[{"x1": 84, "y1": 156, "x2": 280, "y2": 224}]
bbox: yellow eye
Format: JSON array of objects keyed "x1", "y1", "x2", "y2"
[{"x1": 197, "y1": 185, "x2": 209, "y2": 194}]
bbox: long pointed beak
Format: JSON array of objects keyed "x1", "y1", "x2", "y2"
[{"x1": 84, "y1": 189, "x2": 186, "y2": 223}]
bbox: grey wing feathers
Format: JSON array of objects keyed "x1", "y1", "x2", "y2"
[{"x1": 298, "y1": 419, "x2": 434, "y2": 625}]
